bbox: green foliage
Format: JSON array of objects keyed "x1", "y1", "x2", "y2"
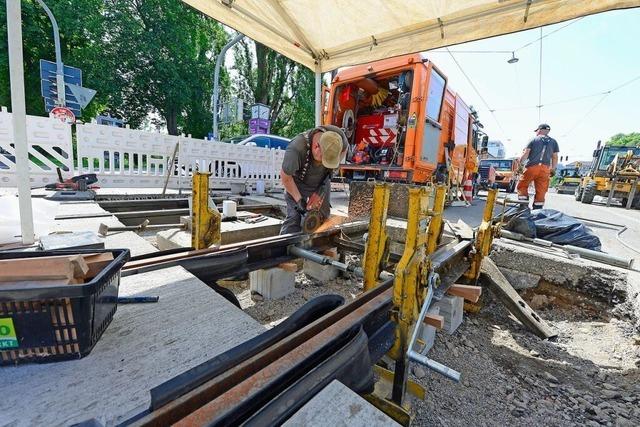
[
  {"x1": 607, "y1": 132, "x2": 640, "y2": 147},
  {"x1": 0, "y1": 0, "x2": 229, "y2": 137},
  {"x1": 233, "y1": 40, "x2": 314, "y2": 138}
]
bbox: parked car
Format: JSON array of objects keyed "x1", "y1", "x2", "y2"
[
  {"x1": 222, "y1": 135, "x2": 248, "y2": 144},
  {"x1": 237, "y1": 134, "x2": 290, "y2": 150}
]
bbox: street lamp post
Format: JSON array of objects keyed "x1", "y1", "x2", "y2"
[
  {"x1": 36, "y1": 0, "x2": 65, "y2": 107},
  {"x1": 212, "y1": 33, "x2": 244, "y2": 141}
]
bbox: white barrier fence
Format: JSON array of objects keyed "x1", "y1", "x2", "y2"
[
  {"x1": 0, "y1": 108, "x2": 74, "y2": 187},
  {"x1": 0, "y1": 109, "x2": 284, "y2": 190}
]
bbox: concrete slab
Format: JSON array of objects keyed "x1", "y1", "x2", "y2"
[
  {"x1": 157, "y1": 215, "x2": 282, "y2": 250},
  {"x1": 490, "y1": 239, "x2": 629, "y2": 304},
  {"x1": 1, "y1": 266, "x2": 266, "y2": 426},
  {"x1": 284, "y1": 380, "x2": 399, "y2": 427},
  {"x1": 47, "y1": 201, "x2": 158, "y2": 256}
]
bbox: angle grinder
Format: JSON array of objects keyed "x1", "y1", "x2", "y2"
[
  {"x1": 300, "y1": 185, "x2": 327, "y2": 233},
  {"x1": 301, "y1": 209, "x2": 324, "y2": 233}
]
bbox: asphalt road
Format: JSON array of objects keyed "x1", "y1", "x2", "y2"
[{"x1": 332, "y1": 187, "x2": 640, "y2": 266}]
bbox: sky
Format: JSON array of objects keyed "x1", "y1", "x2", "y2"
[{"x1": 419, "y1": 8, "x2": 640, "y2": 161}]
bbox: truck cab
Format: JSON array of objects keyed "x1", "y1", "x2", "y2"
[
  {"x1": 478, "y1": 158, "x2": 520, "y2": 193},
  {"x1": 325, "y1": 54, "x2": 479, "y2": 186}
]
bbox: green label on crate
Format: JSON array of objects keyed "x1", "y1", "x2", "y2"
[{"x1": 0, "y1": 318, "x2": 18, "y2": 349}]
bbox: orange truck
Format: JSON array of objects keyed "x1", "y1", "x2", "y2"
[
  {"x1": 478, "y1": 158, "x2": 521, "y2": 193},
  {"x1": 324, "y1": 54, "x2": 485, "y2": 188}
]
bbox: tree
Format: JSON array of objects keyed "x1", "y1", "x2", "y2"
[
  {"x1": 233, "y1": 40, "x2": 314, "y2": 137},
  {"x1": 607, "y1": 132, "x2": 640, "y2": 147},
  {"x1": 0, "y1": 0, "x2": 229, "y2": 138}
]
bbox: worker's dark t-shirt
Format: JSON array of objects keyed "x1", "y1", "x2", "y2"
[
  {"x1": 281, "y1": 125, "x2": 348, "y2": 194},
  {"x1": 525, "y1": 135, "x2": 559, "y2": 167}
]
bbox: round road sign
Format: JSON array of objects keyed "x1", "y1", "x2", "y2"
[{"x1": 50, "y1": 106, "x2": 76, "y2": 124}]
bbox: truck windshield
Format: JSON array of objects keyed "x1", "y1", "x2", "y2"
[
  {"x1": 481, "y1": 160, "x2": 512, "y2": 171},
  {"x1": 598, "y1": 147, "x2": 640, "y2": 170},
  {"x1": 426, "y1": 69, "x2": 446, "y2": 122}
]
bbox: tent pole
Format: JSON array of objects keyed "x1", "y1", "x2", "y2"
[
  {"x1": 6, "y1": 0, "x2": 34, "y2": 245},
  {"x1": 314, "y1": 71, "x2": 321, "y2": 126}
]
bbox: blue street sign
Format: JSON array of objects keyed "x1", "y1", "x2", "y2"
[
  {"x1": 44, "y1": 98, "x2": 80, "y2": 117},
  {"x1": 39, "y1": 59, "x2": 82, "y2": 85},
  {"x1": 40, "y1": 79, "x2": 77, "y2": 101}
]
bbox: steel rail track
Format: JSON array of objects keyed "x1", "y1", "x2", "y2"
[{"x1": 124, "y1": 236, "x2": 473, "y2": 426}]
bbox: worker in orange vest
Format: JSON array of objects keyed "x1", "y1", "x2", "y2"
[{"x1": 517, "y1": 124, "x2": 559, "y2": 209}]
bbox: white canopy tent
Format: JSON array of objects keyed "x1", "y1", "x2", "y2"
[
  {"x1": 182, "y1": 0, "x2": 639, "y2": 72},
  {"x1": 6, "y1": 0, "x2": 640, "y2": 244}
]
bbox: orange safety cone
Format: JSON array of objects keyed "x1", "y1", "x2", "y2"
[{"x1": 463, "y1": 179, "x2": 473, "y2": 202}]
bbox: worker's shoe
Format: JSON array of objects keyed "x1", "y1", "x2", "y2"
[
  {"x1": 518, "y1": 195, "x2": 529, "y2": 201},
  {"x1": 532, "y1": 202, "x2": 544, "y2": 210}
]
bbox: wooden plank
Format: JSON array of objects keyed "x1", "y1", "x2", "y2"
[
  {"x1": 447, "y1": 284, "x2": 482, "y2": 303},
  {"x1": 0, "y1": 254, "x2": 88, "y2": 284},
  {"x1": 480, "y1": 258, "x2": 556, "y2": 339},
  {"x1": 83, "y1": 253, "x2": 115, "y2": 279},
  {"x1": 277, "y1": 262, "x2": 298, "y2": 272},
  {"x1": 423, "y1": 313, "x2": 444, "y2": 329}
]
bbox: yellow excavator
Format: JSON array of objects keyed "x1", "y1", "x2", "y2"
[{"x1": 576, "y1": 141, "x2": 640, "y2": 209}]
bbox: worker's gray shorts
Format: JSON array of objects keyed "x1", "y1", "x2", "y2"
[{"x1": 280, "y1": 190, "x2": 331, "y2": 235}]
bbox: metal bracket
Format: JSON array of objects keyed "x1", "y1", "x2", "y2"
[{"x1": 407, "y1": 272, "x2": 461, "y2": 382}]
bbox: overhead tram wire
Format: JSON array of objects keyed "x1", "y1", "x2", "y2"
[
  {"x1": 561, "y1": 94, "x2": 610, "y2": 137},
  {"x1": 489, "y1": 73, "x2": 640, "y2": 112},
  {"x1": 514, "y1": 17, "x2": 585, "y2": 52},
  {"x1": 538, "y1": 27, "x2": 543, "y2": 121},
  {"x1": 560, "y1": 73, "x2": 640, "y2": 137},
  {"x1": 445, "y1": 47, "x2": 507, "y2": 140}
]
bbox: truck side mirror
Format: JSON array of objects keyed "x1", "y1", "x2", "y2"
[{"x1": 481, "y1": 135, "x2": 488, "y2": 149}]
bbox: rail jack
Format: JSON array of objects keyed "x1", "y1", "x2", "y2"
[
  {"x1": 362, "y1": 184, "x2": 498, "y2": 425},
  {"x1": 191, "y1": 172, "x2": 221, "y2": 249}
]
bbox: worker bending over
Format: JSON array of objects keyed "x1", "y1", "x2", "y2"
[
  {"x1": 280, "y1": 125, "x2": 348, "y2": 234},
  {"x1": 517, "y1": 123, "x2": 559, "y2": 209}
]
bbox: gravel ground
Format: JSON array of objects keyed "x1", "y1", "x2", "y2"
[{"x1": 222, "y1": 257, "x2": 640, "y2": 427}]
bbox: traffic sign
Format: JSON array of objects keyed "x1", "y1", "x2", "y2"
[
  {"x1": 39, "y1": 59, "x2": 82, "y2": 85},
  {"x1": 40, "y1": 79, "x2": 75, "y2": 100},
  {"x1": 50, "y1": 106, "x2": 76, "y2": 124},
  {"x1": 66, "y1": 83, "x2": 96, "y2": 109},
  {"x1": 44, "y1": 98, "x2": 81, "y2": 117}
]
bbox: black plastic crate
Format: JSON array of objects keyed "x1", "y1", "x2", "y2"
[{"x1": 0, "y1": 248, "x2": 130, "y2": 365}]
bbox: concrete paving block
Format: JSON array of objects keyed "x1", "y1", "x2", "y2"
[
  {"x1": 418, "y1": 306, "x2": 439, "y2": 354},
  {"x1": 250, "y1": 267, "x2": 295, "y2": 299},
  {"x1": 434, "y1": 295, "x2": 464, "y2": 335},
  {"x1": 284, "y1": 380, "x2": 400, "y2": 427},
  {"x1": 303, "y1": 257, "x2": 339, "y2": 282}
]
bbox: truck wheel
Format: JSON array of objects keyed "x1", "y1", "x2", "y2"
[
  {"x1": 574, "y1": 186, "x2": 582, "y2": 201},
  {"x1": 581, "y1": 182, "x2": 596, "y2": 204}
]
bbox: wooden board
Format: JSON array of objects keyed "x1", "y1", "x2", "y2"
[
  {"x1": 0, "y1": 255, "x2": 89, "y2": 284},
  {"x1": 447, "y1": 284, "x2": 482, "y2": 303}
]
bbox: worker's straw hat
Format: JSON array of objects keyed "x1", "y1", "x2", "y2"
[{"x1": 319, "y1": 131, "x2": 343, "y2": 169}]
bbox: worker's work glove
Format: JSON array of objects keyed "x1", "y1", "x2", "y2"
[
  {"x1": 294, "y1": 198, "x2": 307, "y2": 215},
  {"x1": 306, "y1": 191, "x2": 323, "y2": 211},
  {"x1": 517, "y1": 164, "x2": 525, "y2": 174},
  {"x1": 550, "y1": 169, "x2": 556, "y2": 177}
]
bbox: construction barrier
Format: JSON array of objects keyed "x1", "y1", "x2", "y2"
[{"x1": 0, "y1": 109, "x2": 285, "y2": 190}]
